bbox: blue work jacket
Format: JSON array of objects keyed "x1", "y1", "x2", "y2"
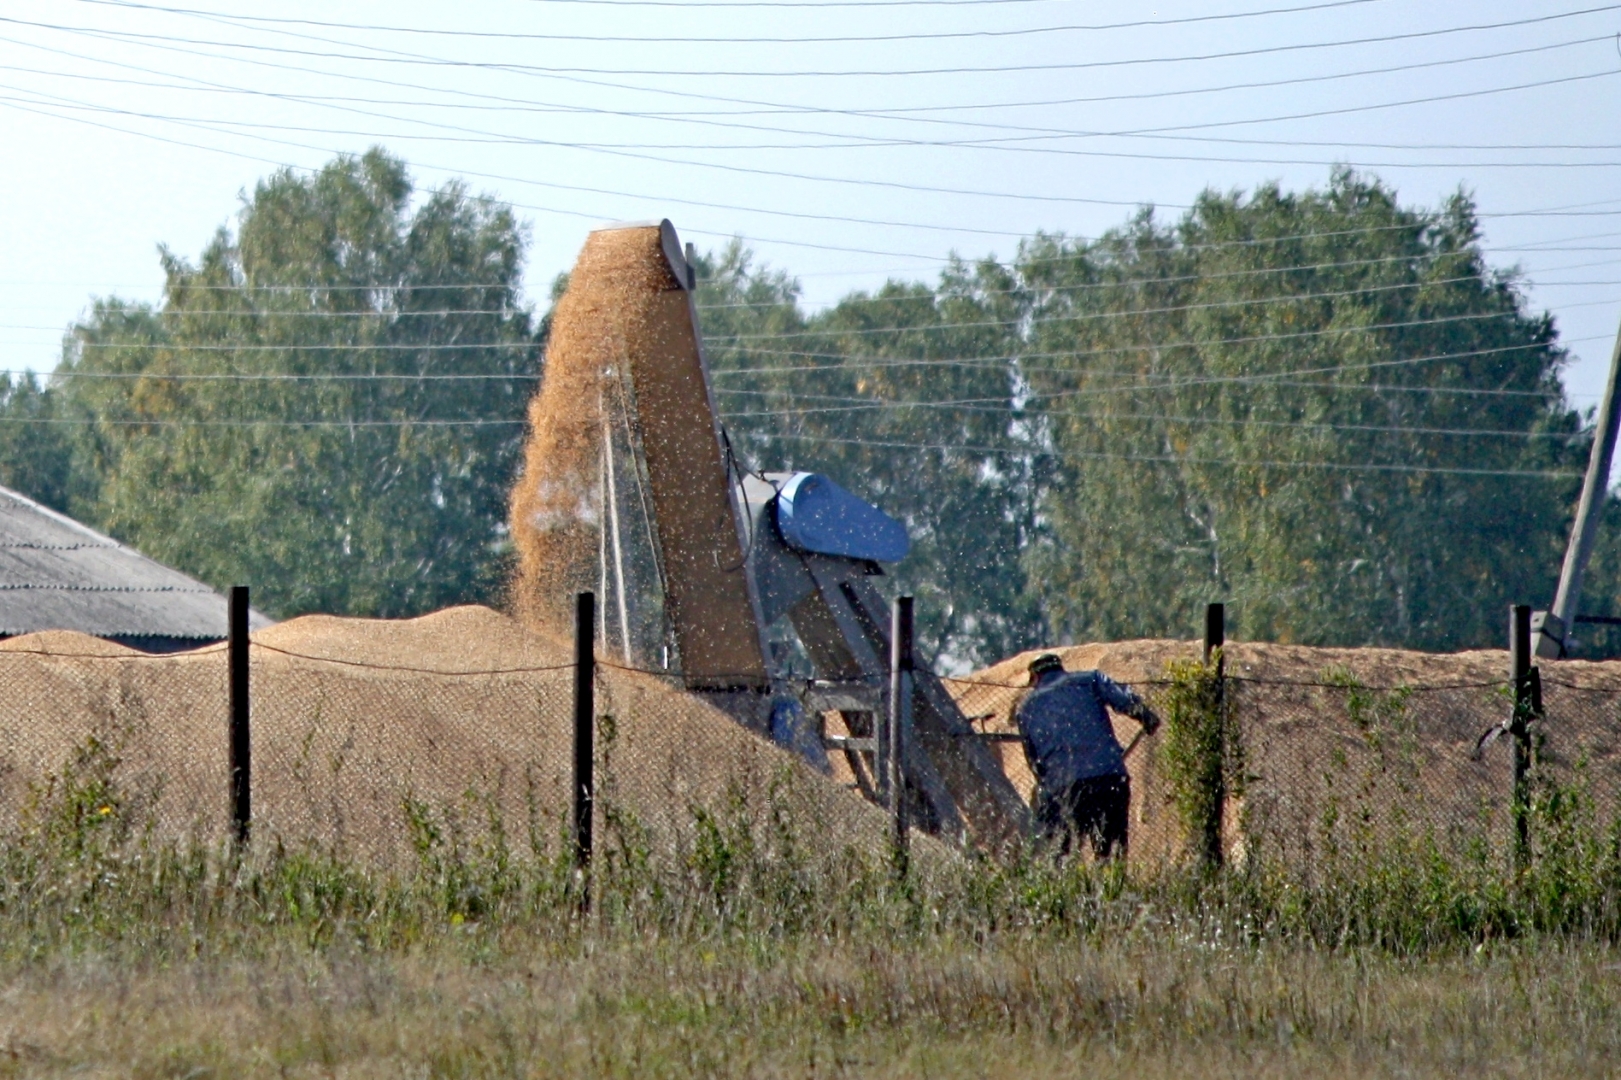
[{"x1": 1015, "y1": 670, "x2": 1145, "y2": 791}]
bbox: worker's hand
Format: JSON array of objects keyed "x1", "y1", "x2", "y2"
[{"x1": 1138, "y1": 708, "x2": 1161, "y2": 735}]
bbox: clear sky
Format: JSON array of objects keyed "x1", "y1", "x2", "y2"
[{"x1": 1, "y1": 0, "x2": 1618, "y2": 409}]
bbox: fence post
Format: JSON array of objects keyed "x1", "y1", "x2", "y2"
[
  {"x1": 1510, "y1": 603, "x2": 1533, "y2": 867},
  {"x1": 228, "y1": 585, "x2": 250, "y2": 847},
  {"x1": 1202, "y1": 602, "x2": 1226, "y2": 868},
  {"x1": 1204, "y1": 602, "x2": 1225, "y2": 670},
  {"x1": 573, "y1": 592, "x2": 596, "y2": 911},
  {"x1": 888, "y1": 596, "x2": 913, "y2": 866}
]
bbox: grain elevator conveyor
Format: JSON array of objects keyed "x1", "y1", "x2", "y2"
[{"x1": 517, "y1": 219, "x2": 1030, "y2": 852}]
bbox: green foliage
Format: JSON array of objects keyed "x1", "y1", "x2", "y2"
[
  {"x1": 1019, "y1": 171, "x2": 1582, "y2": 650},
  {"x1": 54, "y1": 148, "x2": 541, "y2": 618},
  {"x1": 0, "y1": 372, "x2": 82, "y2": 513},
  {"x1": 1313, "y1": 669, "x2": 1423, "y2": 865},
  {"x1": 1159, "y1": 652, "x2": 1244, "y2": 866}
]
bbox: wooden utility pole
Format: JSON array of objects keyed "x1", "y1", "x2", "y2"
[{"x1": 1537, "y1": 319, "x2": 1621, "y2": 658}]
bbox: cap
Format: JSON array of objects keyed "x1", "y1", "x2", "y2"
[{"x1": 1027, "y1": 653, "x2": 1064, "y2": 677}]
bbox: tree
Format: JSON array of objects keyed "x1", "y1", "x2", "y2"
[
  {"x1": 0, "y1": 373, "x2": 81, "y2": 513},
  {"x1": 1018, "y1": 171, "x2": 1583, "y2": 650},
  {"x1": 58, "y1": 149, "x2": 541, "y2": 618}
]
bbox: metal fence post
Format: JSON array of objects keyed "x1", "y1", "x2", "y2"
[
  {"x1": 228, "y1": 585, "x2": 250, "y2": 847},
  {"x1": 888, "y1": 596, "x2": 912, "y2": 864},
  {"x1": 573, "y1": 592, "x2": 596, "y2": 910},
  {"x1": 1202, "y1": 602, "x2": 1227, "y2": 869},
  {"x1": 1510, "y1": 603, "x2": 1533, "y2": 866}
]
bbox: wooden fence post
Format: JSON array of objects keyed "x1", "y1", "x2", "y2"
[
  {"x1": 573, "y1": 592, "x2": 596, "y2": 910},
  {"x1": 888, "y1": 596, "x2": 913, "y2": 866},
  {"x1": 1510, "y1": 603, "x2": 1534, "y2": 866},
  {"x1": 1202, "y1": 602, "x2": 1226, "y2": 868},
  {"x1": 1204, "y1": 602, "x2": 1225, "y2": 669},
  {"x1": 228, "y1": 585, "x2": 250, "y2": 847}
]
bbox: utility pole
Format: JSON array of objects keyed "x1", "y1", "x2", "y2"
[{"x1": 1536, "y1": 317, "x2": 1621, "y2": 659}]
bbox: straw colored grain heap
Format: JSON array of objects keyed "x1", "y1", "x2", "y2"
[{"x1": 0, "y1": 606, "x2": 905, "y2": 867}]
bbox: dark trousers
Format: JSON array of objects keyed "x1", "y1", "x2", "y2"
[{"x1": 1035, "y1": 773, "x2": 1130, "y2": 861}]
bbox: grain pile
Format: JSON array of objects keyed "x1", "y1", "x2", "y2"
[
  {"x1": 0, "y1": 606, "x2": 904, "y2": 869},
  {"x1": 949, "y1": 640, "x2": 1621, "y2": 870},
  {"x1": 507, "y1": 227, "x2": 676, "y2": 646}
]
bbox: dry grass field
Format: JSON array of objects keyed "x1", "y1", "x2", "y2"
[{"x1": 1, "y1": 934, "x2": 1617, "y2": 1078}]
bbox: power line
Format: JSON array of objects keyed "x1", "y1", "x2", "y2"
[
  {"x1": 9, "y1": 307, "x2": 535, "y2": 317},
  {"x1": 15, "y1": 32, "x2": 1621, "y2": 230},
  {"x1": 743, "y1": 433, "x2": 1582, "y2": 478},
  {"x1": 722, "y1": 402, "x2": 1575, "y2": 440},
  {"x1": 11, "y1": 272, "x2": 1615, "y2": 328},
  {"x1": 25, "y1": 259, "x2": 1621, "y2": 307},
  {"x1": 712, "y1": 337, "x2": 1601, "y2": 396},
  {"x1": 710, "y1": 334, "x2": 1606, "y2": 383},
  {"x1": 0, "y1": 369, "x2": 538, "y2": 381},
  {"x1": 12, "y1": 22, "x2": 1621, "y2": 154},
  {"x1": 748, "y1": 38, "x2": 1616, "y2": 130},
  {"x1": 521, "y1": 0, "x2": 1323, "y2": 8},
  {"x1": 721, "y1": 336, "x2": 1607, "y2": 393},
  {"x1": 706, "y1": 308, "x2": 1549, "y2": 344},
  {"x1": 29, "y1": 5, "x2": 1615, "y2": 78},
  {"x1": 695, "y1": 267, "x2": 1621, "y2": 313},
  {"x1": 76, "y1": 0, "x2": 1394, "y2": 45},
  {"x1": 0, "y1": 417, "x2": 524, "y2": 427},
  {"x1": 711, "y1": 274, "x2": 1608, "y2": 327},
  {"x1": 48, "y1": 309, "x2": 1592, "y2": 361},
  {"x1": 19, "y1": 22, "x2": 1610, "y2": 151},
  {"x1": 0, "y1": 89, "x2": 940, "y2": 263},
  {"x1": 65, "y1": 341, "x2": 536, "y2": 351},
  {"x1": 0, "y1": 411, "x2": 1569, "y2": 475},
  {"x1": 22, "y1": 78, "x2": 1621, "y2": 244},
  {"x1": 28, "y1": 75, "x2": 1621, "y2": 272}
]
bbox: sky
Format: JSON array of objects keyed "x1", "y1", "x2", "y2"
[{"x1": 1, "y1": 0, "x2": 1619, "y2": 411}]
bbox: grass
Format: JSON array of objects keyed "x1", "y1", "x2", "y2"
[
  {"x1": 3, "y1": 736, "x2": 1621, "y2": 1076},
  {"x1": 3, "y1": 933, "x2": 1618, "y2": 1076}
]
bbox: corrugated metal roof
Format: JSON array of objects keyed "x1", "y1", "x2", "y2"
[{"x1": 0, "y1": 485, "x2": 272, "y2": 639}]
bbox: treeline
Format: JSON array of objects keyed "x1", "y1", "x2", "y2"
[
  {"x1": 700, "y1": 174, "x2": 1591, "y2": 663},
  {"x1": 2, "y1": 149, "x2": 1609, "y2": 663},
  {"x1": 1, "y1": 150, "x2": 540, "y2": 618}
]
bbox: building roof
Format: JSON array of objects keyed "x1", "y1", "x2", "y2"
[{"x1": 0, "y1": 484, "x2": 272, "y2": 640}]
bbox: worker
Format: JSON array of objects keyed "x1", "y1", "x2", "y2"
[{"x1": 1014, "y1": 653, "x2": 1160, "y2": 861}]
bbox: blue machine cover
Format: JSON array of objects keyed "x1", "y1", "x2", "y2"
[{"x1": 775, "y1": 472, "x2": 910, "y2": 563}]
